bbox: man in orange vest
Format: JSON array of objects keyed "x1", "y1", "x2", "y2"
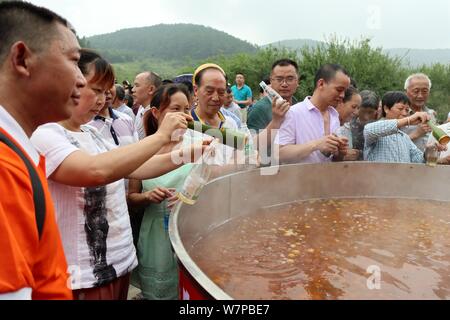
[{"x1": 0, "y1": 1, "x2": 86, "y2": 299}]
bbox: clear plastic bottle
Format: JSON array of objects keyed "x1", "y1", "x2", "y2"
[
  {"x1": 239, "y1": 123, "x2": 258, "y2": 169},
  {"x1": 259, "y1": 81, "x2": 284, "y2": 103},
  {"x1": 177, "y1": 141, "x2": 217, "y2": 205},
  {"x1": 335, "y1": 123, "x2": 353, "y2": 149}
]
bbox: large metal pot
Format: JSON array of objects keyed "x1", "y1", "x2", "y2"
[{"x1": 169, "y1": 163, "x2": 450, "y2": 300}]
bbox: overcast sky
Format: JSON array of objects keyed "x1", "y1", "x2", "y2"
[{"x1": 29, "y1": 0, "x2": 450, "y2": 49}]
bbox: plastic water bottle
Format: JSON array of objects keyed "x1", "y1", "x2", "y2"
[
  {"x1": 335, "y1": 124, "x2": 353, "y2": 149},
  {"x1": 239, "y1": 123, "x2": 258, "y2": 169},
  {"x1": 177, "y1": 141, "x2": 217, "y2": 205},
  {"x1": 259, "y1": 81, "x2": 284, "y2": 103}
]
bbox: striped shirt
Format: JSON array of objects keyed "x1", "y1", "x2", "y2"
[{"x1": 364, "y1": 119, "x2": 424, "y2": 163}]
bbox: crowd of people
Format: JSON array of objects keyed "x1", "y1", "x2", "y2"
[{"x1": 1, "y1": 2, "x2": 449, "y2": 300}]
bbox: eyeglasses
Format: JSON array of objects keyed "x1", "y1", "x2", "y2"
[{"x1": 271, "y1": 76, "x2": 298, "y2": 85}]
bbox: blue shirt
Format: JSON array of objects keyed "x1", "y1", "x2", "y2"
[
  {"x1": 231, "y1": 85, "x2": 253, "y2": 109},
  {"x1": 220, "y1": 107, "x2": 242, "y2": 129},
  {"x1": 364, "y1": 119, "x2": 424, "y2": 163}
]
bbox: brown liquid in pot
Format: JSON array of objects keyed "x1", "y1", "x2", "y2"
[{"x1": 190, "y1": 198, "x2": 450, "y2": 300}]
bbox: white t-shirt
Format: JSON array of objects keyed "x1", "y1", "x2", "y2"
[
  {"x1": 31, "y1": 123, "x2": 137, "y2": 290},
  {"x1": 134, "y1": 105, "x2": 150, "y2": 140}
]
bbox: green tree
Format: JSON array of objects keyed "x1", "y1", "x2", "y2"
[
  {"x1": 77, "y1": 36, "x2": 91, "y2": 49},
  {"x1": 107, "y1": 36, "x2": 449, "y2": 121},
  {"x1": 298, "y1": 37, "x2": 409, "y2": 99},
  {"x1": 193, "y1": 47, "x2": 299, "y2": 95}
]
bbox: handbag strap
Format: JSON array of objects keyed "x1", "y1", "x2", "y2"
[{"x1": 0, "y1": 132, "x2": 46, "y2": 240}]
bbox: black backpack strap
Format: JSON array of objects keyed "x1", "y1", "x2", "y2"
[{"x1": 0, "y1": 132, "x2": 46, "y2": 240}]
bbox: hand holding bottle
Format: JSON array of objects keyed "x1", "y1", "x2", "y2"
[
  {"x1": 436, "y1": 142, "x2": 448, "y2": 153},
  {"x1": 187, "y1": 121, "x2": 247, "y2": 150},
  {"x1": 260, "y1": 81, "x2": 288, "y2": 105},
  {"x1": 157, "y1": 112, "x2": 193, "y2": 143},
  {"x1": 400, "y1": 112, "x2": 430, "y2": 127},
  {"x1": 409, "y1": 123, "x2": 432, "y2": 141},
  {"x1": 336, "y1": 136, "x2": 349, "y2": 157},
  {"x1": 144, "y1": 187, "x2": 176, "y2": 204},
  {"x1": 272, "y1": 97, "x2": 291, "y2": 124},
  {"x1": 316, "y1": 135, "x2": 342, "y2": 156},
  {"x1": 178, "y1": 139, "x2": 214, "y2": 164},
  {"x1": 167, "y1": 193, "x2": 180, "y2": 210}
]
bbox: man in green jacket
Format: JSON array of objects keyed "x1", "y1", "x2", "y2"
[{"x1": 248, "y1": 59, "x2": 299, "y2": 133}]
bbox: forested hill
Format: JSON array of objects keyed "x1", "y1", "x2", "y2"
[
  {"x1": 87, "y1": 23, "x2": 257, "y2": 63},
  {"x1": 266, "y1": 39, "x2": 450, "y2": 66}
]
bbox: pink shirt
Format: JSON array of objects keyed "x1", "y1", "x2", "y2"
[{"x1": 275, "y1": 97, "x2": 341, "y2": 164}]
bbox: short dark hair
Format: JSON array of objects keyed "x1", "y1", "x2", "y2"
[
  {"x1": 360, "y1": 90, "x2": 380, "y2": 110},
  {"x1": 381, "y1": 91, "x2": 411, "y2": 117},
  {"x1": 115, "y1": 85, "x2": 126, "y2": 101},
  {"x1": 271, "y1": 59, "x2": 299, "y2": 72},
  {"x1": 180, "y1": 81, "x2": 193, "y2": 94},
  {"x1": 343, "y1": 86, "x2": 359, "y2": 103},
  {"x1": 162, "y1": 79, "x2": 174, "y2": 85},
  {"x1": 124, "y1": 94, "x2": 134, "y2": 109},
  {"x1": 79, "y1": 49, "x2": 115, "y2": 90},
  {"x1": 314, "y1": 64, "x2": 349, "y2": 89},
  {"x1": 0, "y1": 1, "x2": 72, "y2": 63}
]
